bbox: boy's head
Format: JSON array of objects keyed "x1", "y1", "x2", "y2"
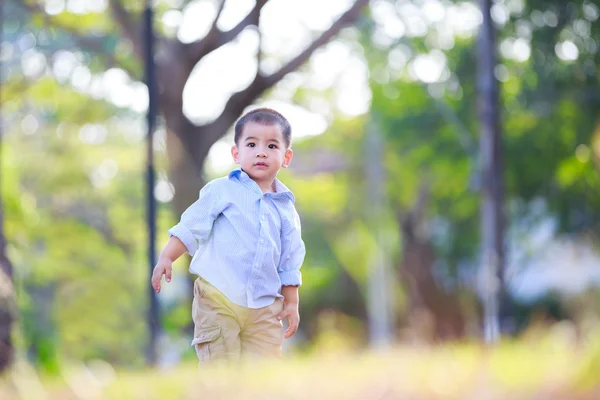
[
  {"x1": 231, "y1": 108, "x2": 294, "y2": 186},
  {"x1": 234, "y1": 108, "x2": 292, "y2": 149}
]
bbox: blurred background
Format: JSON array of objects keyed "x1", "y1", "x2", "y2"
[{"x1": 2, "y1": 0, "x2": 600, "y2": 398}]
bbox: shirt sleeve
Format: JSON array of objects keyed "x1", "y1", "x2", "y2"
[
  {"x1": 278, "y1": 208, "x2": 306, "y2": 287},
  {"x1": 167, "y1": 181, "x2": 223, "y2": 255}
]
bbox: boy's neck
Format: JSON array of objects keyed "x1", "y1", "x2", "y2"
[
  {"x1": 238, "y1": 168, "x2": 277, "y2": 193},
  {"x1": 255, "y1": 179, "x2": 276, "y2": 194}
]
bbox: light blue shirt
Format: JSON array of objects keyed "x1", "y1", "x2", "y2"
[{"x1": 168, "y1": 169, "x2": 305, "y2": 308}]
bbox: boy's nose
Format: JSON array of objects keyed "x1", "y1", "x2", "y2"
[{"x1": 256, "y1": 151, "x2": 267, "y2": 158}]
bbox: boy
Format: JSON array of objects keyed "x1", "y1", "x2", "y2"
[{"x1": 151, "y1": 108, "x2": 305, "y2": 363}]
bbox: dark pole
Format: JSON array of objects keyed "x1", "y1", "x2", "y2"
[
  {"x1": 144, "y1": 0, "x2": 160, "y2": 365},
  {"x1": 477, "y1": 0, "x2": 504, "y2": 343}
]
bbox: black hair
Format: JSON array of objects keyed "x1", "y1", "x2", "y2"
[{"x1": 234, "y1": 108, "x2": 292, "y2": 148}]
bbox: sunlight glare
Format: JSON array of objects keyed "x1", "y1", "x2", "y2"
[
  {"x1": 556, "y1": 40, "x2": 579, "y2": 61},
  {"x1": 177, "y1": 1, "x2": 217, "y2": 43},
  {"x1": 410, "y1": 50, "x2": 447, "y2": 84}
]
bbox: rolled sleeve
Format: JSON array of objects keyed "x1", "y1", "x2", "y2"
[
  {"x1": 168, "y1": 223, "x2": 199, "y2": 255},
  {"x1": 167, "y1": 181, "x2": 223, "y2": 255},
  {"x1": 278, "y1": 209, "x2": 306, "y2": 287},
  {"x1": 279, "y1": 269, "x2": 303, "y2": 287}
]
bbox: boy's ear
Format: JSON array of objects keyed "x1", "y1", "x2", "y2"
[
  {"x1": 231, "y1": 145, "x2": 240, "y2": 164},
  {"x1": 282, "y1": 148, "x2": 293, "y2": 168}
]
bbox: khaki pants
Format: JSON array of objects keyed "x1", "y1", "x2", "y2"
[{"x1": 191, "y1": 277, "x2": 284, "y2": 363}]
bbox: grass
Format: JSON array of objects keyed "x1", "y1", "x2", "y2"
[{"x1": 2, "y1": 329, "x2": 600, "y2": 400}]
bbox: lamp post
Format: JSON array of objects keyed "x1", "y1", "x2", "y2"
[{"x1": 144, "y1": 0, "x2": 160, "y2": 365}]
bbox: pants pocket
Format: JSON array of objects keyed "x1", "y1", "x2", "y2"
[
  {"x1": 269, "y1": 299, "x2": 284, "y2": 327},
  {"x1": 191, "y1": 326, "x2": 222, "y2": 362},
  {"x1": 193, "y1": 277, "x2": 206, "y2": 298}
]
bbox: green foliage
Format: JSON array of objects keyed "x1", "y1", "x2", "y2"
[
  {"x1": 364, "y1": 0, "x2": 600, "y2": 282},
  {"x1": 4, "y1": 97, "x2": 155, "y2": 367}
]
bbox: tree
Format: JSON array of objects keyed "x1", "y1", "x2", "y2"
[
  {"x1": 0, "y1": 200, "x2": 14, "y2": 372},
  {"x1": 2, "y1": 95, "x2": 154, "y2": 367},
  {"x1": 364, "y1": 0, "x2": 600, "y2": 340},
  {"x1": 14, "y1": 0, "x2": 369, "y2": 215}
]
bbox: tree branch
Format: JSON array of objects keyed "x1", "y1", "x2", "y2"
[
  {"x1": 256, "y1": 9, "x2": 264, "y2": 71},
  {"x1": 108, "y1": 0, "x2": 144, "y2": 59},
  {"x1": 209, "y1": 0, "x2": 228, "y2": 35},
  {"x1": 264, "y1": 0, "x2": 368, "y2": 86},
  {"x1": 205, "y1": 0, "x2": 369, "y2": 142},
  {"x1": 185, "y1": 0, "x2": 268, "y2": 67}
]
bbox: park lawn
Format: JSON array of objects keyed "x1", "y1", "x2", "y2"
[{"x1": 1, "y1": 334, "x2": 600, "y2": 400}]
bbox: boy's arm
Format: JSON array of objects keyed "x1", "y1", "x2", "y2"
[
  {"x1": 168, "y1": 181, "x2": 223, "y2": 255},
  {"x1": 153, "y1": 181, "x2": 224, "y2": 293},
  {"x1": 278, "y1": 285, "x2": 300, "y2": 339},
  {"x1": 277, "y1": 208, "x2": 305, "y2": 339},
  {"x1": 151, "y1": 236, "x2": 187, "y2": 293},
  {"x1": 281, "y1": 285, "x2": 299, "y2": 305},
  {"x1": 277, "y1": 209, "x2": 305, "y2": 287}
]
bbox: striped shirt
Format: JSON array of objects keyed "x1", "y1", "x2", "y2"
[{"x1": 168, "y1": 168, "x2": 305, "y2": 308}]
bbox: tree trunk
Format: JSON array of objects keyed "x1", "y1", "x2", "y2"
[
  {"x1": 477, "y1": 0, "x2": 505, "y2": 342},
  {"x1": 163, "y1": 120, "x2": 211, "y2": 216},
  {"x1": 24, "y1": 283, "x2": 56, "y2": 368},
  {"x1": 397, "y1": 187, "x2": 466, "y2": 342},
  {"x1": 0, "y1": 201, "x2": 14, "y2": 372},
  {"x1": 157, "y1": 40, "x2": 238, "y2": 215},
  {"x1": 0, "y1": 0, "x2": 15, "y2": 368}
]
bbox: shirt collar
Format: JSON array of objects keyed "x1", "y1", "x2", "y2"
[{"x1": 228, "y1": 168, "x2": 295, "y2": 203}]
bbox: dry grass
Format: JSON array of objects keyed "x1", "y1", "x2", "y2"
[{"x1": 2, "y1": 329, "x2": 600, "y2": 400}]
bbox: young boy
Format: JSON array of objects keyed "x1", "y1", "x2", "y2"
[{"x1": 151, "y1": 108, "x2": 305, "y2": 363}]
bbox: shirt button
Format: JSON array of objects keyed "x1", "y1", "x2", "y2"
[
  {"x1": 260, "y1": 239, "x2": 265, "y2": 244},
  {"x1": 261, "y1": 215, "x2": 266, "y2": 220}
]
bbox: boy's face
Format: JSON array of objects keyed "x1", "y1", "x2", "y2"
[{"x1": 231, "y1": 122, "x2": 293, "y2": 185}]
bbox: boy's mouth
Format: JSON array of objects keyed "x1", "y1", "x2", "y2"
[{"x1": 254, "y1": 162, "x2": 268, "y2": 168}]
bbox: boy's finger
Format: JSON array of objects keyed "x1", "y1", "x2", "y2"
[
  {"x1": 151, "y1": 273, "x2": 159, "y2": 285},
  {"x1": 151, "y1": 267, "x2": 162, "y2": 281},
  {"x1": 284, "y1": 320, "x2": 298, "y2": 339},
  {"x1": 151, "y1": 269, "x2": 163, "y2": 293},
  {"x1": 276, "y1": 309, "x2": 289, "y2": 321},
  {"x1": 165, "y1": 266, "x2": 172, "y2": 282}
]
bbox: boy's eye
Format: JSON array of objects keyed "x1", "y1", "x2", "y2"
[
  {"x1": 247, "y1": 143, "x2": 255, "y2": 147},
  {"x1": 268, "y1": 144, "x2": 278, "y2": 149}
]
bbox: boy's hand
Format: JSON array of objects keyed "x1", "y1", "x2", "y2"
[
  {"x1": 151, "y1": 257, "x2": 173, "y2": 294},
  {"x1": 277, "y1": 303, "x2": 299, "y2": 339}
]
